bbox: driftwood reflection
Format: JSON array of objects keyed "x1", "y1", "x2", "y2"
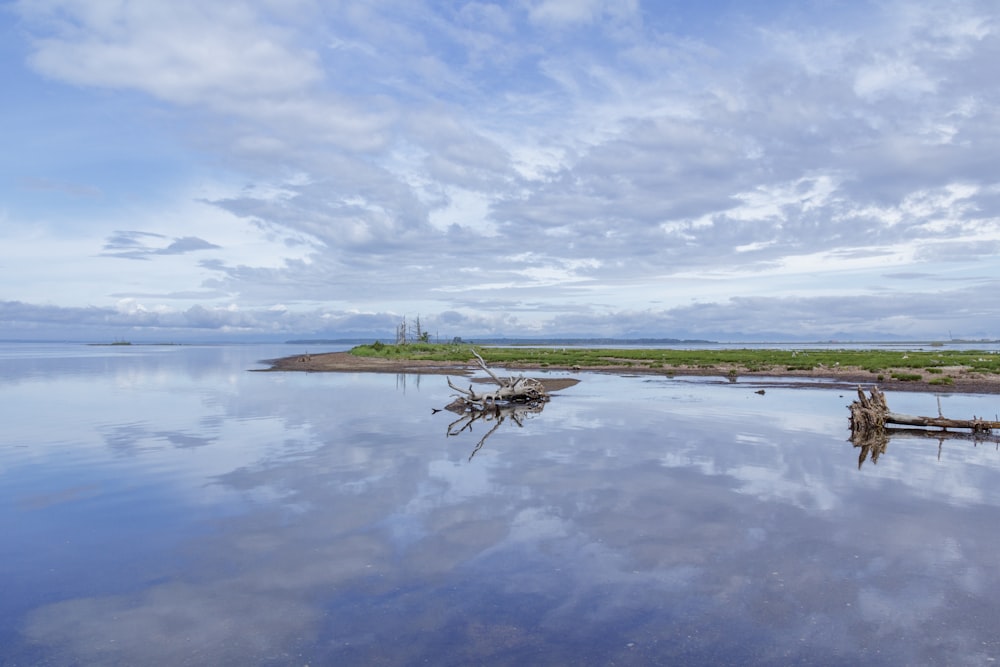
[
  {"x1": 851, "y1": 427, "x2": 1000, "y2": 469},
  {"x1": 434, "y1": 351, "x2": 581, "y2": 460},
  {"x1": 444, "y1": 402, "x2": 546, "y2": 461},
  {"x1": 849, "y1": 385, "x2": 1000, "y2": 468}
]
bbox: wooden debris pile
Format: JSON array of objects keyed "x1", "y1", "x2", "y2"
[
  {"x1": 436, "y1": 350, "x2": 551, "y2": 460},
  {"x1": 446, "y1": 350, "x2": 549, "y2": 411}
]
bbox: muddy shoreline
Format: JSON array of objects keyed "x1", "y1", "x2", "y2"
[{"x1": 259, "y1": 351, "x2": 1000, "y2": 394}]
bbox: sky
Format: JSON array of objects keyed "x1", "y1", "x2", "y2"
[{"x1": 2, "y1": 0, "x2": 999, "y2": 342}]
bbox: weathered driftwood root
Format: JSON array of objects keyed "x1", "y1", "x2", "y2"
[
  {"x1": 446, "y1": 350, "x2": 550, "y2": 411},
  {"x1": 849, "y1": 386, "x2": 890, "y2": 435}
]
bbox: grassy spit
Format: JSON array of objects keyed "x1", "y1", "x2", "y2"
[{"x1": 349, "y1": 342, "x2": 1000, "y2": 382}]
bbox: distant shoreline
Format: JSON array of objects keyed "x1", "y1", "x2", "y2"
[{"x1": 261, "y1": 351, "x2": 1000, "y2": 394}]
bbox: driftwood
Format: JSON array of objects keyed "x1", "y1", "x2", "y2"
[
  {"x1": 432, "y1": 351, "x2": 585, "y2": 460},
  {"x1": 436, "y1": 350, "x2": 551, "y2": 460},
  {"x1": 446, "y1": 350, "x2": 549, "y2": 410},
  {"x1": 849, "y1": 386, "x2": 1000, "y2": 467},
  {"x1": 850, "y1": 386, "x2": 1000, "y2": 435}
]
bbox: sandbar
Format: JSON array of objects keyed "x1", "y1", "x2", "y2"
[{"x1": 260, "y1": 351, "x2": 1000, "y2": 394}]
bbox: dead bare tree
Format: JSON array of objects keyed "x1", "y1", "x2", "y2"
[{"x1": 395, "y1": 317, "x2": 407, "y2": 345}]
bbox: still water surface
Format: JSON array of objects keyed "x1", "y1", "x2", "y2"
[{"x1": 2, "y1": 343, "x2": 999, "y2": 665}]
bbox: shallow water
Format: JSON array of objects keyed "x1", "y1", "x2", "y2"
[{"x1": 2, "y1": 343, "x2": 999, "y2": 665}]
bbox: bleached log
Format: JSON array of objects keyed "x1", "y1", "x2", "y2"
[{"x1": 883, "y1": 412, "x2": 1000, "y2": 433}]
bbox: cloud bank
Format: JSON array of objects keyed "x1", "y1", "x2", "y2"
[{"x1": 3, "y1": 0, "x2": 999, "y2": 340}]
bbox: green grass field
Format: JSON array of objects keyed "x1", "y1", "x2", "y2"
[{"x1": 349, "y1": 343, "x2": 1000, "y2": 376}]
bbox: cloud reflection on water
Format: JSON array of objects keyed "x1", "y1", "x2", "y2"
[{"x1": 6, "y1": 357, "x2": 1000, "y2": 664}]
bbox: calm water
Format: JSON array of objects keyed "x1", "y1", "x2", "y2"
[{"x1": 2, "y1": 343, "x2": 999, "y2": 665}]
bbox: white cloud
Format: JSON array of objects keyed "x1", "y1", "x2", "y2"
[
  {"x1": 22, "y1": 0, "x2": 322, "y2": 105},
  {"x1": 526, "y1": 0, "x2": 638, "y2": 27},
  {"x1": 854, "y1": 55, "x2": 937, "y2": 100}
]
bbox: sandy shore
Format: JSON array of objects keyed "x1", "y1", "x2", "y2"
[{"x1": 260, "y1": 351, "x2": 1000, "y2": 394}]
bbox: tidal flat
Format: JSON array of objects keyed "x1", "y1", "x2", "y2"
[{"x1": 2, "y1": 343, "x2": 1000, "y2": 665}]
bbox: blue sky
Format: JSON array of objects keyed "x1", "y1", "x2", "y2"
[{"x1": 2, "y1": 0, "x2": 999, "y2": 342}]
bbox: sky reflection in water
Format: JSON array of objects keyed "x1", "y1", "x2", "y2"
[{"x1": 1, "y1": 344, "x2": 999, "y2": 665}]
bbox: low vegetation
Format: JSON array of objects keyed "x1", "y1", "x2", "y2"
[{"x1": 349, "y1": 343, "x2": 1000, "y2": 377}]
